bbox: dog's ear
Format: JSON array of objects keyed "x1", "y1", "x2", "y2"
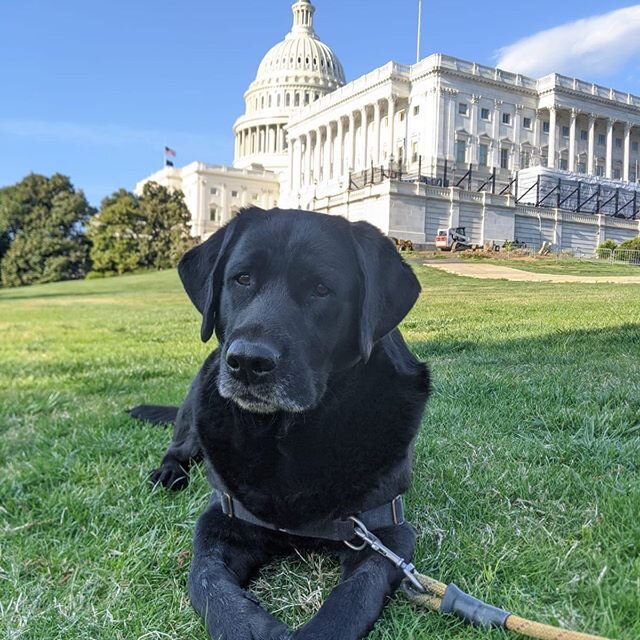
[
  {"x1": 178, "y1": 219, "x2": 238, "y2": 342},
  {"x1": 350, "y1": 221, "x2": 421, "y2": 362}
]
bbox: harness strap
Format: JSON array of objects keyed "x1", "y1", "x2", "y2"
[{"x1": 219, "y1": 491, "x2": 405, "y2": 542}]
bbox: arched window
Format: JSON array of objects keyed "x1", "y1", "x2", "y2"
[
  {"x1": 294, "y1": 92, "x2": 300, "y2": 106},
  {"x1": 268, "y1": 94, "x2": 272, "y2": 108},
  {"x1": 285, "y1": 93, "x2": 291, "y2": 107},
  {"x1": 277, "y1": 94, "x2": 281, "y2": 107}
]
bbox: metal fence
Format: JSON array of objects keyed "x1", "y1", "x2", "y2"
[
  {"x1": 595, "y1": 248, "x2": 640, "y2": 265},
  {"x1": 347, "y1": 159, "x2": 640, "y2": 220}
]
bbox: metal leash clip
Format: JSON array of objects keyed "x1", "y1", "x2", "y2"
[{"x1": 344, "y1": 517, "x2": 426, "y2": 594}]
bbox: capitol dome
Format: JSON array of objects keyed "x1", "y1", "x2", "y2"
[
  {"x1": 256, "y1": 1, "x2": 345, "y2": 87},
  {"x1": 233, "y1": 0, "x2": 345, "y2": 174}
]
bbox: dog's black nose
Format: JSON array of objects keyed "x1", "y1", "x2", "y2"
[{"x1": 225, "y1": 340, "x2": 279, "y2": 381}]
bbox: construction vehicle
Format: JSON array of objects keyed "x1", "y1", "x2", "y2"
[{"x1": 435, "y1": 227, "x2": 474, "y2": 252}]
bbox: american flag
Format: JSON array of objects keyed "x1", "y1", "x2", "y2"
[{"x1": 164, "y1": 146, "x2": 177, "y2": 157}]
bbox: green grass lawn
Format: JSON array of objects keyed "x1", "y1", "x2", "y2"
[
  {"x1": 2, "y1": 268, "x2": 639, "y2": 639},
  {"x1": 459, "y1": 255, "x2": 640, "y2": 277}
]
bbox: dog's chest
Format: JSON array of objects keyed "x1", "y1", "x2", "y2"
[{"x1": 202, "y1": 413, "x2": 383, "y2": 525}]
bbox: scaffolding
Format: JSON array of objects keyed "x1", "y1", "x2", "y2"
[{"x1": 347, "y1": 160, "x2": 639, "y2": 220}]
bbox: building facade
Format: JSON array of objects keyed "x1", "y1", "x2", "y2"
[
  {"x1": 285, "y1": 53, "x2": 640, "y2": 210},
  {"x1": 135, "y1": 163, "x2": 279, "y2": 237},
  {"x1": 136, "y1": 0, "x2": 640, "y2": 250}
]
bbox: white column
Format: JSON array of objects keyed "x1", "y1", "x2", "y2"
[
  {"x1": 372, "y1": 100, "x2": 381, "y2": 166},
  {"x1": 324, "y1": 125, "x2": 332, "y2": 180},
  {"x1": 492, "y1": 99, "x2": 502, "y2": 168},
  {"x1": 548, "y1": 106, "x2": 557, "y2": 169},
  {"x1": 469, "y1": 95, "x2": 479, "y2": 165},
  {"x1": 336, "y1": 117, "x2": 344, "y2": 178},
  {"x1": 348, "y1": 111, "x2": 356, "y2": 171},
  {"x1": 305, "y1": 134, "x2": 313, "y2": 185},
  {"x1": 568, "y1": 109, "x2": 577, "y2": 172},
  {"x1": 447, "y1": 91, "x2": 457, "y2": 161},
  {"x1": 533, "y1": 110, "x2": 541, "y2": 164},
  {"x1": 314, "y1": 128, "x2": 322, "y2": 182},
  {"x1": 360, "y1": 106, "x2": 368, "y2": 169},
  {"x1": 288, "y1": 136, "x2": 295, "y2": 190},
  {"x1": 387, "y1": 96, "x2": 396, "y2": 161},
  {"x1": 514, "y1": 104, "x2": 523, "y2": 169},
  {"x1": 605, "y1": 119, "x2": 614, "y2": 179},
  {"x1": 624, "y1": 123, "x2": 631, "y2": 182},
  {"x1": 588, "y1": 115, "x2": 596, "y2": 175}
]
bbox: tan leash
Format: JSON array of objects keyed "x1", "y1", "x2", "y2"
[
  {"x1": 402, "y1": 572, "x2": 611, "y2": 640},
  {"x1": 347, "y1": 516, "x2": 611, "y2": 639}
]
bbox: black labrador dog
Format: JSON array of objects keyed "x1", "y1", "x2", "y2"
[{"x1": 130, "y1": 208, "x2": 430, "y2": 639}]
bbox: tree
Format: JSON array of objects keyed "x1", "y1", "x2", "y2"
[
  {"x1": 88, "y1": 190, "x2": 144, "y2": 275},
  {"x1": 88, "y1": 182, "x2": 193, "y2": 276},
  {"x1": 137, "y1": 182, "x2": 193, "y2": 270},
  {"x1": 0, "y1": 174, "x2": 94, "y2": 287}
]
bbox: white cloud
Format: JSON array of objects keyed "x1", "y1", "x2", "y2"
[{"x1": 496, "y1": 5, "x2": 640, "y2": 79}]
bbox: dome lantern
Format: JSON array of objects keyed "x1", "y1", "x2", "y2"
[{"x1": 291, "y1": 0, "x2": 316, "y2": 36}]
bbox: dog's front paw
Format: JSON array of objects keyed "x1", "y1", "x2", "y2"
[{"x1": 149, "y1": 459, "x2": 189, "y2": 491}]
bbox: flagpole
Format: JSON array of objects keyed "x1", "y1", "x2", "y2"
[{"x1": 416, "y1": 0, "x2": 422, "y2": 64}]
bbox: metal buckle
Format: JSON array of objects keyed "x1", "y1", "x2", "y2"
[
  {"x1": 222, "y1": 492, "x2": 235, "y2": 518},
  {"x1": 391, "y1": 495, "x2": 405, "y2": 525}
]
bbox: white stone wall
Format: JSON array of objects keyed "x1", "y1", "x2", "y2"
[
  {"x1": 135, "y1": 163, "x2": 279, "y2": 238},
  {"x1": 309, "y1": 181, "x2": 640, "y2": 253}
]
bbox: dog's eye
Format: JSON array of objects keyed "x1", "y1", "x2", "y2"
[
  {"x1": 235, "y1": 273, "x2": 251, "y2": 286},
  {"x1": 314, "y1": 283, "x2": 330, "y2": 297}
]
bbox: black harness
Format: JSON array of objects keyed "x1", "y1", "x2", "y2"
[{"x1": 219, "y1": 489, "x2": 405, "y2": 542}]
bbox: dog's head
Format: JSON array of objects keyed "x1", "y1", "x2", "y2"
[{"x1": 178, "y1": 208, "x2": 420, "y2": 414}]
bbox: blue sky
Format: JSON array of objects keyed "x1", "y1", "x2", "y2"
[{"x1": 1, "y1": 0, "x2": 639, "y2": 207}]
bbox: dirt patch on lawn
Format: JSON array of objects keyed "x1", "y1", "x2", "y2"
[{"x1": 424, "y1": 261, "x2": 640, "y2": 284}]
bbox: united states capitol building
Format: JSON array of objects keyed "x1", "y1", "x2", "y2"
[{"x1": 136, "y1": 0, "x2": 640, "y2": 252}]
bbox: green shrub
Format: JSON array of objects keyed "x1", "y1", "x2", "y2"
[
  {"x1": 596, "y1": 239, "x2": 618, "y2": 259},
  {"x1": 618, "y1": 237, "x2": 640, "y2": 251}
]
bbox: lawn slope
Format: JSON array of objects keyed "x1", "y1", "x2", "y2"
[{"x1": 1, "y1": 269, "x2": 639, "y2": 639}]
